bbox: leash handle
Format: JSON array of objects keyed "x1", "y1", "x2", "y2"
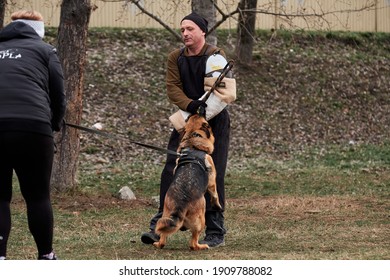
[{"x1": 201, "y1": 60, "x2": 234, "y2": 102}]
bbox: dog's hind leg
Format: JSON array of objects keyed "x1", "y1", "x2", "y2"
[
  {"x1": 155, "y1": 216, "x2": 179, "y2": 234},
  {"x1": 188, "y1": 210, "x2": 209, "y2": 251},
  {"x1": 189, "y1": 230, "x2": 209, "y2": 251}
]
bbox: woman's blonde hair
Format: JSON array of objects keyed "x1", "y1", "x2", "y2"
[{"x1": 11, "y1": 10, "x2": 44, "y2": 21}]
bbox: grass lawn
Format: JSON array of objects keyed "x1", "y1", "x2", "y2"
[{"x1": 6, "y1": 143, "x2": 390, "y2": 260}]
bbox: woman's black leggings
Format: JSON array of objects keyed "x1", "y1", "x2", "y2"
[{"x1": 0, "y1": 131, "x2": 54, "y2": 257}]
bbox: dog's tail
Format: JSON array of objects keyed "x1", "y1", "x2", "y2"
[{"x1": 155, "y1": 214, "x2": 182, "y2": 235}]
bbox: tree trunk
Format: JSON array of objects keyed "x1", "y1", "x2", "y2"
[
  {"x1": 51, "y1": 0, "x2": 92, "y2": 192},
  {"x1": 0, "y1": 0, "x2": 6, "y2": 29},
  {"x1": 236, "y1": 0, "x2": 257, "y2": 65},
  {"x1": 192, "y1": 0, "x2": 217, "y2": 46}
]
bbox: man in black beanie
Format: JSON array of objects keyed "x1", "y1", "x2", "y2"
[
  {"x1": 141, "y1": 12, "x2": 231, "y2": 248},
  {"x1": 181, "y1": 11, "x2": 208, "y2": 33}
]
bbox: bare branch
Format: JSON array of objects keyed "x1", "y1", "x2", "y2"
[
  {"x1": 100, "y1": 0, "x2": 182, "y2": 41},
  {"x1": 126, "y1": 0, "x2": 181, "y2": 41},
  {"x1": 236, "y1": 1, "x2": 377, "y2": 18},
  {"x1": 208, "y1": 7, "x2": 240, "y2": 34}
]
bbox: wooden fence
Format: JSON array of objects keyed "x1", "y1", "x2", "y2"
[{"x1": 4, "y1": 0, "x2": 390, "y2": 32}]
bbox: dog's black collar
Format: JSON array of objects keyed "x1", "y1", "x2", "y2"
[{"x1": 177, "y1": 148, "x2": 207, "y2": 172}]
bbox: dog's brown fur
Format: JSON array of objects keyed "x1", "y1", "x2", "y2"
[{"x1": 153, "y1": 114, "x2": 222, "y2": 250}]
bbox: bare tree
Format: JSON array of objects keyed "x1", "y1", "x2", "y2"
[
  {"x1": 51, "y1": 0, "x2": 92, "y2": 192},
  {"x1": 236, "y1": 0, "x2": 257, "y2": 65},
  {"x1": 0, "y1": 0, "x2": 6, "y2": 29},
  {"x1": 192, "y1": 0, "x2": 217, "y2": 45}
]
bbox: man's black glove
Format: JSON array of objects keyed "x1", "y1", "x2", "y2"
[{"x1": 186, "y1": 100, "x2": 207, "y2": 115}]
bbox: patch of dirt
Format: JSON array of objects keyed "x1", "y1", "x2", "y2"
[
  {"x1": 12, "y1": 190, "x2": 386, "y2": 220},
  {"x1": 52, "y1": 194, "x2": 154, "y2": 212},
  {"x1": 228, "y1": 196, "x2": 363, "y2": 217},
  {"x1": 11, "y1": 192, "x2": 387, "y2": 238},
  {"x1": 11, "y1": 192, "x2": 155, "y2": 212}
]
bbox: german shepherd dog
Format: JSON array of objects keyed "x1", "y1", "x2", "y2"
[{"x1": 153, "y1": 112, "x2": 222, "y2": 250}]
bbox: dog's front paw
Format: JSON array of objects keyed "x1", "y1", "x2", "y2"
[
  {"x1": 190, "y1": 244, "x2": 209, "y2": 251},
  {"x1": 153, "y1": 242, "x2": 165, "y2": 249}
]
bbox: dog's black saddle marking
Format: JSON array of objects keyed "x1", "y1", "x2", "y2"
[{"x1": 177, "y1": 148, "x2": 207, "y2": 172}]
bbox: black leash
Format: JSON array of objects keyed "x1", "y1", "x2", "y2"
[{"x1": 65, "y1": 122, "x2": 182, "y2": 157}]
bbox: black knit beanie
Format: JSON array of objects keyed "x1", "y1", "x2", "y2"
[{"x1": 181, "y1": 12, "x2": 208, "y2": 33}]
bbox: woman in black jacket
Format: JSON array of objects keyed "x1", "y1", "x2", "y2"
[{"x1": 0, "y1": 10, "x2": 66, "y2": 260}]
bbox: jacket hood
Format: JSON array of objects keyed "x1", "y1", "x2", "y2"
[{"x1": 0, "y1": 21, "x2": 42, "y2": 42}]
